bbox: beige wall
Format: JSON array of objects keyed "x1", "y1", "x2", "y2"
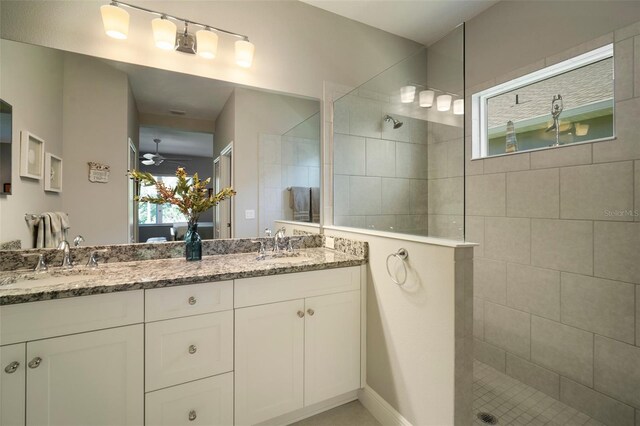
[
  {"x1": 466, "y1": 3, "x2": 640, "y2": 424},
  {"x1": 62, "y1": 53, "x2": 133, "y2": 245},
  {"x1": 0, "y1": 40, "x2": 64, "y2": 247},
  {"x1": 0, "y1": 0, "x2": 422, "y2": 100}
]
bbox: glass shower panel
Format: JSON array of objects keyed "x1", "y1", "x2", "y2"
[{"x1": 332, "y1": 24, "x2": 464, "y2": 240}]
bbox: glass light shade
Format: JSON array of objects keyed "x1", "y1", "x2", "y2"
[
  {"x1": 152, "y1": 17, "x2": 177, "y2": 50},
  {"x1": 453, "y1": 99, "x2": 464, "y2": 115},
  {"x1": 196, "y1": 30, "x2": 218, "y2": 59},
  {"x1": 437, "y1": 94, "x2": 452, "y2": 111},
  {"x1": 419, "y1": 90, "x2": 434, "y2": 107},
  {"x1": 575, "y1": 123, "x2": 590, "y2": 136},
  {"x1": 100, "y1": 4, "x2": 129, "y2": 40},
  {"x1": 400, "y1": 86, "x2": 416, "y2": 103},
  {"x1": 235, "y1": 40, "x2": 255, "y2": 68}
]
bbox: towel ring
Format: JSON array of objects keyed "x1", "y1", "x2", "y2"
[{"x1": 386, "y1": 248, "x2": 409, "y2": 286}]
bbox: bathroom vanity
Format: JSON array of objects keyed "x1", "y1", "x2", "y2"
[{"x1": 0, "y1": 237, "x2": 367, "y2": 426}]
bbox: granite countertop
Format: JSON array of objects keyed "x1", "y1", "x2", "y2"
[{"x1": 0, "y1": 247, "x2": 366, "y2": 306}]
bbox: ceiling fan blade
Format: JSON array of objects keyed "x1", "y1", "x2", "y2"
[
  {"x1": 141, "y1": 159, "x2": 155, "y2": 165},
  {"x1": 143, "y1": 153, "x2": 156, "y2": 159},
  {"x1": 164, "y1": 157, "x2": 191, "y2": 161}
]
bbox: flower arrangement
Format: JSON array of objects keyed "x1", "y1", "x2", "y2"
[{"x1": 129, "y1": 167, "x2": 235, "y2": 226}]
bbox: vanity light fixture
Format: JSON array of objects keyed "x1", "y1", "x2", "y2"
[
  {"x1": 99, "y1": 1, "x2": 255, "y2": 67},
  {"x1": 453, "y1": 99, "x2": 464, "y2": 115},
  {"x1": 400, "y1": 86, "x2": 416, "y2": 103},
  {"x1": 419, "y1": 90, "x2": 435, "y2": 107},
  {"x1": 437, "y1": 94, "x2": 452, "y2": 112}
]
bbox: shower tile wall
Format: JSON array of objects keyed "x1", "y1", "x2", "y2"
[
  {"x1": 333, "y1": 91, "x2": 431, "y2": 235},
  {"x1": 333, "y1": 91, "x2": 464, "y2": 238},
  {"x1": 468, "y1": 26, "x2": 640, "y2": 426}
]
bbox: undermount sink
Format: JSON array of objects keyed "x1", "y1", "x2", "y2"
[
  {"x1": 259, "y1": 253, "x2": 311, "y2": 264},
  {"x1": 0, "y1": 274, "x2": 89, "y2": 290}
]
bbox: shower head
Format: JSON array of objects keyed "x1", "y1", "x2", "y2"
[{"x1": 384, "y1": 114, "x2": 403, "y2": 129}]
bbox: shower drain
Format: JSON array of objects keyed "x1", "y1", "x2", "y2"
[{"x1": 477, "y1": 412, "x2": 498, "y2": 424}]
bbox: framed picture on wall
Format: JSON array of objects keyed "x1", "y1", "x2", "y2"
[
  {"x1": 19, "y1": 131, "x2": 45, "y2": 180},
  {"x1": 44, "y1": 153, "x2": 63, "y2": 192}
]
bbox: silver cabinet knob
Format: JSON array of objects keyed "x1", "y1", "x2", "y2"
[
  {"x1": 188, "y1": 296, "x2": 197, "y2": 305},
  {"x1": 28, "y1": 357, "x2": 42, "y2": 369},
  {"x1": 297, "y1": 310, "x2": 305, "y2": 318},
  {"x1": 307, "y1": 308, "x2": 315, "y2": 316},
  {"x1": 188, "y1": 345, "x2": 197, "y2": 355},
  {"x1": 4, "y1": 361, "x2": 20, "y2": 374},
  {"x1": 188, "y1": 410, "x2": 197, "y2": 421}
]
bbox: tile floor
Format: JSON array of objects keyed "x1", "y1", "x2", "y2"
[{"x1": 473, "y1": 361, "x2": 604, "y2": 426}]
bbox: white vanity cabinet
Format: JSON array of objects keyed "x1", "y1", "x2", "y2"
[
  {"x1": 234, "y1": 267, "x2": 362, "y2": 426},
  {"x1": 0, "y1": 291, "x2": 145, "y2": 426}
]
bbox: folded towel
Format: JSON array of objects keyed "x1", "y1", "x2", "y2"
[
  {"x1": 34, "y1": 212, "x2": 70, "y2": 248},
  {"x1": 289, "y1": 186, "x2": 311, "y2": 222},
  {"x1": 310, "y1": 187, "x2": 320, "y2": 223}
]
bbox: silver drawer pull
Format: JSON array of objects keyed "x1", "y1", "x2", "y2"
[
  {"x1": 307, "y1": 308, "x2": 315, "y2": 316},
  {"x1": 297, "y1": 310, "x2": 305, "y2": 318},
  {"x1": 188, "y1": 345, "x2": 197, "y2": 355},
  {"x1": 4, "y1": 361, "x2": 20, "y2": 374},
  {"x1": 188, "y1": 410, "x2": 197, "y2": 421},
  {"x1": 188, "y1": 296, "x2": 197, "y2": 305},
  {"x1": 28, "y1": 357, "x2": 42, "y2": 369}
]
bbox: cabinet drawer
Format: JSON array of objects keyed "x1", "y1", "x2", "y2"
[
  {"x1": 234, "y1": 266, "x2": 361, "y2": 308},
  {"x1": 0, "y1": 291, "x2": 143, "y2": 345},
  {"x1": 145, "y1": 281, "x2": 233, "y2": 322},
  {"x1": 145, "y1": 373, "x2": 233, "y2": 426},
  {"x1": 145, "y1": 311, "x2": 233, "y2": 392}
]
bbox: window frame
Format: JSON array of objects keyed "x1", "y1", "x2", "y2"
[
  {"x1": 471, "y1": 43, "x2": 615, "y2": 159},
  {"x1": 137, "y1": 174, "x2": 190, "y2": 226}
]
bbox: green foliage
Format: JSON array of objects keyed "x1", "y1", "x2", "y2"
[{"x1": 129, "y1": 167, "x2": 236, "y2": 225}]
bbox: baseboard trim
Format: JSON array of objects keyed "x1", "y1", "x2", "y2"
[
  {"x1": 255, "y1": 390, "x2": 359, "y2": 426},
  {"x1": 358, "y1": 386, "x2": 413, "y2": 426}
]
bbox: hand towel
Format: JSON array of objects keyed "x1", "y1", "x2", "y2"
[
  {"x1": 310, "y1": 187, "x2": 320, "y2": 223},
  {"x1": 289, "y1": 186, "x2": 311, "y2": 222}
]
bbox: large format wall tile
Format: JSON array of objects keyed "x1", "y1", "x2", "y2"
[
  {"x1": 636, "y1": 161, "x2": 640, "y2": 222},
  {"x1": 473, "y1": 297, "x2": 484, "y2": 339},
  {"x1": 409, "y1": 180, "x2": 428, "y2": 215},
  {"x1": 333, "y1": 133, "x2": 365, "y2": 175},
  {"x1": 506, "y1": 353, "x2": 560, "y2": 399},
  {"x1": 465, "y1": 216, "x2": 484, "y2": 257},
  {"x1": 531, "y1": 219, "x2": 593, "y2": 275},
  {"x1": 366, "y1": 138, "x2": 396, "y2": 177},
  {"x1": 348, "y1": 95, "x2": 382, "y2": 139},
  {"x1": 594, "y1": 222, "x2": 640, "y2": 284},
  {"x1": 560, "y1": 162, "x2": 634, "y2": 221},
  {"x1": 396, "y1": 142, "x2": 428, "y2": 179},
  {"x1": 531, "y1": 316, "x2": 594, "y2": 387},
  {"x1": 466, "y1": 173, "x2": 506, "y2": 216},
  {"x1": 428, "y1": 177, "x2": 463, "y2": 215},
  {"x1": 560, "y1": 377, "x2": 636, "y2": 426},
  {"x1": 428, "y1": 142, "x2": 448, "y2": 179},
  {"x1": 475, "y1": 258, "x2": 507, "y2": 304},
  {"x1": 333, "y1": 175, "x2": 350, "y2": 216},
  {"x1": 483, "y1": 153, "x2": 530, "y2": 174},
  {"x1": 484, "y1": 217, "x2": 530, "y2": 264},
  {"x1": 593, "y1": 97, "x2": 640, "y2": 163},
  {"x1": 615, "y1": 38, "x2": 635, "y2": 101},
  {"x1": 380, "y1": 178, "x2": 410, "y2": 215},
  {"x1": 507, "y1": 264, "x2": 560, "y2": 320},
  {"x1": 484, "y1": 302, "x2": 531, "y2": 359},
  {"x1": 507, "y1": 169, "x2": 560, "y2": 219},
  {"x1": 348, "y1": 176, "x2": 381, "y2": 215},
  {"x1": 594, "y1": 336, "x2": 640, "y2": 409},
  {"x1": 561, "y1": 272, "x2": 636, "y2": 344},
  {"x1": 637, "y1": 286, "x2": 640, "y2": 347},
  {"x1": 530, "y1": 144, "x2": 592, "y2": 169},
  {"x1": 474, "y1": 338, "x2": 506, "y2": 372}
]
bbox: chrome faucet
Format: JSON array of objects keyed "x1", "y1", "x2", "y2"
[
  {"x1": 57, "y1": 240, "x2": 73, "y2": 269},
  {"x1": 273, "y1": 227, "x2": 286, "y2": 253}
]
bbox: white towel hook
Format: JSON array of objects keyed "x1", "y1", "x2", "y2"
[{"x1": 386, "y1": 248, "x2": 409, "y2": 286}]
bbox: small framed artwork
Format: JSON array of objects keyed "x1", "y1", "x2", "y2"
[
  {"x1": 20, "y1": 131, "x2": 45, "y2": 180},
  {"x1": 44, "y1": 153, "x2": 63, "y2": 192}
]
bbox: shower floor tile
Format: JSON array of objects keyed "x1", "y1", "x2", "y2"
[{"x1": 473, "y1": 361, "x2": 604, "y2": 426}]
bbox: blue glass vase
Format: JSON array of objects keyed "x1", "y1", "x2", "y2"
[{"x1": 185, "y1": 223, "x2": 202, "y2": 261}]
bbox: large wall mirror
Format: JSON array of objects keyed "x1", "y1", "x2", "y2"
[
  {"x1": 0, "y1": 100, "x2": 11, "y2": 195},
  {"x1": 0, "y1": 39, "x2": 320, "y2": 249}
]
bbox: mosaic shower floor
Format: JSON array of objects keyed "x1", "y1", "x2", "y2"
[{"x1": 473, "y1": 361, "x2": 604, "y2": 426}]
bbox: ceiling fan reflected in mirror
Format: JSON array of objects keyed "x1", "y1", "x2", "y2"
[{"x1": 141, "y1": 138, "x2": 190, "y2": 166}]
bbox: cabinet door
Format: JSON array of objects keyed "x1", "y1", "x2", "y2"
[
  {"x1": 235, "y1": 299, "x2": 305, "y2": 425},
  {"x1": 26, "y1": 325, "x2": 144, "y2": 426},
  {"x1": 304, "y1": 290, "x2": 361, "y2": 406},
  {"x1": 1, "y1": 343, "x2": 26, "y2": 426},
  {"x1": 145, "y1": 373, "x2": 233, "y2": 426}
]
